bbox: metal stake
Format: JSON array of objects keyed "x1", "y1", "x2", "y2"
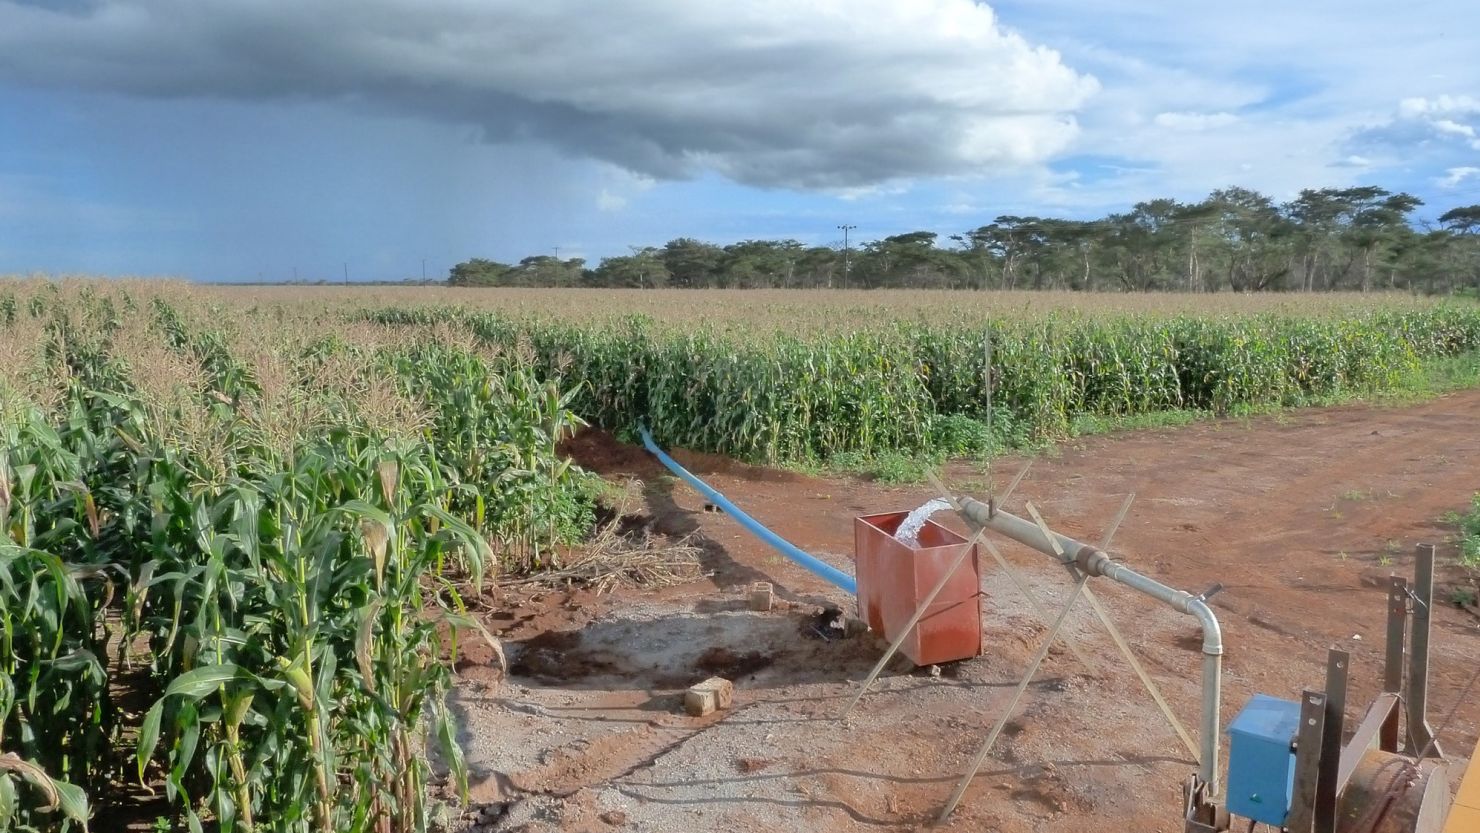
[
  {"x1": 1314, "y1": 650, "x2": 1348, "y2": 833},
  {"x1": 1286, "y1": 690, "x2": 1329, "y2": 833},
  {"x1": 1382, "y1": 575, "x2": 1407, "y2": 752}
]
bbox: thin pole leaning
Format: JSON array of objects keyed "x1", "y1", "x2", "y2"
[
  {"x1": 938, "y1": 568, "x2": 1092, "y2": 822},
  {"x1": 1026, "y1": 496, "x2": 1199, "y2": 762},
  {"x1": 1076, "y1": 495, "x2": 1198, "y2": 761},
  {"x1": 940, "y1": 502, "x2": 1101, "y2": 821}
]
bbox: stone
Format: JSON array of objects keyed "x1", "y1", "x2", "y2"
[
  {"x1": 684, "y1": 676, "x2": 735, "y2": 716},
  {"x1": 748, "y1": 581, "x2": 774, "y2": 612}
]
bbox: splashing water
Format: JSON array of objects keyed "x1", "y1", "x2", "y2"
[{"x1": 894, "y1": 498, "x2": 952, "y2": 546}]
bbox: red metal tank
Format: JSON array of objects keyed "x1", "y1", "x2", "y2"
[{"x1": 853, "y1": 511, "x2": 982, "y2": 667}]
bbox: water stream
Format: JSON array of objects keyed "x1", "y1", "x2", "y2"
[{"x1": 893, "y1": 498, "x2": 952, "y2": 546}]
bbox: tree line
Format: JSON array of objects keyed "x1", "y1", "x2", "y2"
[{"x1": 449, "y1": 187, "x2": 1480, "y2": 293}]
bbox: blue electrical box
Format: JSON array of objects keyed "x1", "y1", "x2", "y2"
[{"x1": 1227, "y1": 694, "x2": 1302, "y2": 827}]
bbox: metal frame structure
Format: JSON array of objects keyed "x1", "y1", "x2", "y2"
[{"x1": 1188, "y1": 545, "x2": 1449, "y2": 833}]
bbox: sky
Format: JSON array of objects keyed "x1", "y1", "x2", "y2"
[{"x1": 1, "y1": 0, "x2": 1478, "y2": 282}]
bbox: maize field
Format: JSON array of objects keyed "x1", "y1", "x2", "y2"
[
  {"x1": 0, "y1": 280, "x2": 595, "y2": 832},
  {"x1": 2, "y1": 279, "x2": 1479, "y2": 831},
  {"x1": 367, "y1": 299, "x2": 1480, "y2": 463}
]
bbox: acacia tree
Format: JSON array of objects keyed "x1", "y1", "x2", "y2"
[
  {"x1": 1200, "y1": 188, "x2": 1294, "y2": 291},
  {"x1": 447, "y1": 193, "x2": 1480, "y2": 293}
]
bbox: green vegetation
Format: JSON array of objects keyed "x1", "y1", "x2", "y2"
[
  {"x1": 1458, "y1": 493, "x2": 1480, "y2": 569},
  {"x1": 0, "y1": 282, "x2": 595, "y2": 832},
  {"x1": 371, "y1": 303, "x2": 1480, "y2": 466},
  {"x1": 447, "y1": 188, "x2": 1480, "y2": 295},
  {"x1": 3, "y1": 278, "x2": 1480, "y2": 825}
]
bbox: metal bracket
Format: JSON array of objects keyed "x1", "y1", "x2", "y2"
[
  {"x1": 1314, "y1": 650, "x2": 1349, "y2": 833},
  {"x1": 1286, "y1": 690, "x2": 1328, "y2": 833},
  {"x1": 1406, "y1": 544, "x2": 1444, "y2": 759},
  {"x1": 1182, "y1": 775, "x2": 1228, "y2": 833},
  {"x1": 1194, "y1": 583, "x2": 1225, "y2": 603}
]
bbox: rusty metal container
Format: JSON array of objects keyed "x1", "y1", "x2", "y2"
[{"x1": 853, "y1": 511, "x2": 983, "y2": 667}]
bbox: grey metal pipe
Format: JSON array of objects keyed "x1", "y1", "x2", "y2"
[{"x1": 956, "y1": 496, "x2": 1224, "y2": 794}]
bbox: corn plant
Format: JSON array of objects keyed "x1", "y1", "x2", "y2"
[
  {"x1": 369, "y1": 302, "x2": 1480, "y2": 464},
  {"x1": 382, "y1": 340, "x2": 594, "y2": 571},
  {"x1": 134, "y1": 437, "x2": 495, "y2": 833}
]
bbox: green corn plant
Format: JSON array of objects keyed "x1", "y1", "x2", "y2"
[
  {"x1": 135, "y1": 437, "x2": 496, "y2": 833},
  {"x1": 1, "y1": 673, "x2": 91, "y2": 833},
  {"x1": 0, "y1": 546, "x2": 105, "y2": 832},
  {"x1": 367, "y1": 302, "x2": 1480, "y2": 464}
]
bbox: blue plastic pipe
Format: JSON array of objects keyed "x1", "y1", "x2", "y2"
[{"x1": 639, "y1": 428, "x2": 857, "y2": 595}]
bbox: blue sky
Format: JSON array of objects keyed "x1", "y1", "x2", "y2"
[{"x1": 1, "y1": 0, "x2": 1478, "y2": 282}]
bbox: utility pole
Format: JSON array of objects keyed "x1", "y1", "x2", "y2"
[
  {"x1": 343, "y1": 262, "x2": 349, "y2": 285},
  {"x1": 421, "y1": 258, "x2": 426, "y2": 282},
  {"x1": 837, "y1": 224, "x2": 856, "y2": 289}
]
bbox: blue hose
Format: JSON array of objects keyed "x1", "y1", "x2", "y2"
[{"x1": 639, "y1": 428, "x2": 857, "y2": 595}]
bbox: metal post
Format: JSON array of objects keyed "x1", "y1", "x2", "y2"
[
  {"x1": 1314, "y1": 650, "x2": 1348, "y2": 833},
  {"x1": 1287, "y1": 690, "x2": 1328, "y2": 833},
  {"x1": 1382, "y1": 576, "x2": 1408, "y2": 752},
  {"x1": 1200, "y1": 650, "x2": 1222, "y2": 796},
  {"x1": 1407, "y1": 544, "x2": 1443, "y2": 758}
]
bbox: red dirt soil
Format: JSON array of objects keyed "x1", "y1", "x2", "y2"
[{"x1": 467, "y1": 390, "x2": 1480, "y2": 833}]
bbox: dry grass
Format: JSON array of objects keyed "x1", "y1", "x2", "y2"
[
  {"x1": 5, "y1": 277, "x2": 1461, "y2": 337},
  {"x1": 500, "y1": 481, "x2": 707, "y2": 594},
  {"x1": 499, "y1": 528, "x2": 706, "y2": 595}
]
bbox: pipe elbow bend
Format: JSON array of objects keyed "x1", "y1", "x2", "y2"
[{"x1": 1187, "y1": 599, "x2": 1223, "y2": 656}]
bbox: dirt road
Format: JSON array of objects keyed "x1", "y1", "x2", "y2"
[{"x1": 462, "y1": 390, "x2": 1480, "y2": 833}]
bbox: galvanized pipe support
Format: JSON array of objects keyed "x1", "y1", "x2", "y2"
[{"x1": 955, "y1": 495, "x2": 1224, "y2": 795}]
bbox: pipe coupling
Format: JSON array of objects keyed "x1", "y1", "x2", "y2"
[{"x1": 1074, "y1": 545, "x2": 1113, "y2": 577}]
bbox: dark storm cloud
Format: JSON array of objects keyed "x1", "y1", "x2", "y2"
[{"x1": 0, "y1": 0, "x2": 1096, "y2": 189}]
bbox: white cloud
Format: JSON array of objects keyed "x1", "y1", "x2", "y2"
[
  {"x1": 1399, "y1": 95, "x2": 1480, "y2": 118},
  {"x1": 1433, "y1": 119, "x2": 1477, "y2": 139},
  {"x1": 974, "y1": 0, "x2": 1480, "y2": 212},
  {"x1": 1153, "y1": 111, "x2": 1239, "y2": 131},
  {"x1": 1438, "y1": 167, "x2": 1480, "y2": 188},
  {"x1": 0, "y1": 0, "x2": 1097, "y2": 190},
  {"x1": 1350, "y1": 94, "x2": 1480, "y2": 162},
  {"x1": 595, "y1": 189, "x2": 627, "y2": 213}
]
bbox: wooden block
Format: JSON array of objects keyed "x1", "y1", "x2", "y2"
[
  {"x1": 684, "y1": 676, "x2": 734, "y2": 716},
  {"x1": 748, "y1": 582, "x2": 773, "y2": 612}
]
